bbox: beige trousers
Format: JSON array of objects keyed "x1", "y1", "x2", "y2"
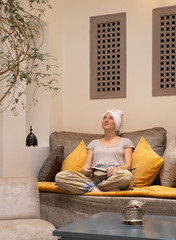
[{"x1": 55, "y1": 170, "x2": 133, "y2": 194}]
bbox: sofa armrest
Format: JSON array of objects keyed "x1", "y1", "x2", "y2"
[{"x1": 0, "y1": 177, "x2": 40, "y2": 220}]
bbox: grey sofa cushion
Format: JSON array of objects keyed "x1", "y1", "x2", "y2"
[
  {"x1": 38, "y1": 146, "x2": 64, "y2": 182},
  {"x1": 160, "y1": 138, "x2": 176, "y2": 187},
  {"x1": 0, "y1": 177, "x2": 57, "y2": 239},
  {"x1": 121, "y1": 127, "x2": 167, "y2": 156},
  {"x1": 50, "y1": 132, "x2": 104, "y2": 159},
  {"x1": 0, "y1": 219, "x2": 57, "y2": 240},
  {"x1": 50, "y1": 127, "x2": 167, "y2": 160},
  {"x1": 0, "y1": 177, "x2": 40, "y2": 220}
]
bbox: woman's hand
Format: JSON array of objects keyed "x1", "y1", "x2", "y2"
[
  {"x1": 81, "y1": 166, "x2": 93, "y2": 177},
  {"x1": 107, "y1": 166, "x2": 121, "y2": 177},
  {"x1": 81, "y1": 149, "x2": 94, "y2": 177}
]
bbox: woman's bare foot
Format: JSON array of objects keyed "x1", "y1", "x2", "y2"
[{"x1": 89, "y1": 187, "x2": 102, "y2": 193}]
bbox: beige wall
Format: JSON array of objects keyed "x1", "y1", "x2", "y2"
[
  {"x1": 0, "y1": 0, "x2": 62, "y2": 177},
  {"x1": 62, "y1": 0, "x2": 176, "y2": 143},
  {"x1": 1, "y1": 0, "x2": 176, "y2": 177},
  {"x1": 0, "y1": 113, "x2": 3, "y2": 177}
]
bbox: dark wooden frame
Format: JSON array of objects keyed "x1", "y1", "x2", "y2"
[{"x1": 90, "y1": 13, "x2": 126, "y2": 99}]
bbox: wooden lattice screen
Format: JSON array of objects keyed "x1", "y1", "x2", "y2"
[
  {"x1": 90, "y1": 13, "x2": 126, "y2": 99},
  {"x1": 153, "y1": 6, "x2": 176, "y2": 96}
]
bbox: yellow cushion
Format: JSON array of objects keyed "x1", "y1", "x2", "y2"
[
  {"x1": 61, "y1": 140, "x2": 87, "y2": 172},
  {"x1": 132, "y1": 136, "x2": 164, "y2": 187}
]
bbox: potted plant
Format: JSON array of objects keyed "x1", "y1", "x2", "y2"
[{"x1": 0, "y1": 0, "x2": 59, "y2": 114}]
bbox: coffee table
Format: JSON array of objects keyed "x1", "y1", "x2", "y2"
[{"x1": 53, "y1": 212, "x2": 176, "y2": 240}]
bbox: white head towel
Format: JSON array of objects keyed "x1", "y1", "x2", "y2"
[{"x1": 102, "y1": 109, "x2": 123, "y2": 134}]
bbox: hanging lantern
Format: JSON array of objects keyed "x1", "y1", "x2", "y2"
[{"x1": 26, "y1": 126, "x2": 38, "y2": 147}]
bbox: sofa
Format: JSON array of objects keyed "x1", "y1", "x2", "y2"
[
  {"x1": 0, "y1": 177, "x2": 57, "y2": 240},
  {"x1": 38, "y1": 127, "x2": 176, "y2": 229}
]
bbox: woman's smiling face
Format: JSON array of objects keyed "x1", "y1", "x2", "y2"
[{"x1": 102, "y1": 112, "x2": 116, "y2": 131}]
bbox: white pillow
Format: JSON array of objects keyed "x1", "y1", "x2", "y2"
[{"x1": 159, "y1": 138, "x2": 176, "y2": 187}]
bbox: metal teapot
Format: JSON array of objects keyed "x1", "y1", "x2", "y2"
[{"x1": 122, "y1": 199, "x2": 146, "y2": 224}]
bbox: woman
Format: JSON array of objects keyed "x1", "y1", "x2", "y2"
[{"x1": 55, "y1": 110, "x2": 134, "y2": 193}]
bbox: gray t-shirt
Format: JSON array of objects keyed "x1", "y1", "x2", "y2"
[{"x1": 87, "y1": 138, "x2": 134, "y2": 167}]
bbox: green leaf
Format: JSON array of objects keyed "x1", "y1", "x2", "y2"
[
  {"x1": 46, "y1": 64, "x2": 50, "y2": 71},
  {"x1": 37, "y1": 54, "x2": 44, "y2": 61},
  {"x1": 18, "y1": 92, "x2": 24, "y2": 98},
  {"x1": 4, "y1": 6, "x2": 8, "y2": 13},
  {"x1": 47, "y1": 4, "x2": 52, "y2": 9},
  {"x1": 2, "y1": 35, "x2": 8, "y2": 42},
  {"x1": 11, "y1": 107, "x2": 16, "y2": 112},
  {"x1": 15, "y1": 98, "x2": 19, "y2": 104}
]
